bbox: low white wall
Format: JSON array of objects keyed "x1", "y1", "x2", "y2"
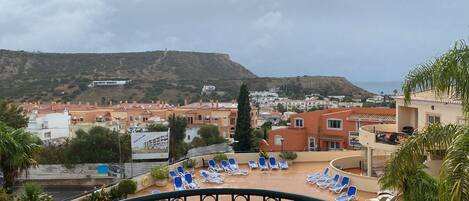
[{"x1": 329, "y1": 155, "x2": 379, "y2": 193}]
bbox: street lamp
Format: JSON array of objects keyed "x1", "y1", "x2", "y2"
[{"x1": 280, "y1": 138, "x2": 285, "y2": 152}]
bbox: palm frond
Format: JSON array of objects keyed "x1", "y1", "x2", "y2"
[{"x1": 402, "y1": 40, "x2": 469, "y2": 118}]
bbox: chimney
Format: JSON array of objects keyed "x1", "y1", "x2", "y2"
[
  {"x1": 119, "y1": 101, "x2": 123, "y2": 104},
  {"x1": 210, "y1": 99, "x2": 214, "y2": 108},
  {"x1": 78, "y1": 101, "x2": 82, "y2": 105},
  {"x1": 94, "y1": 102, "x2": 98, "y2": 106},
  {"x1": 86, "y1": 102, "x2": 90, "y2": 106},
  {"x1": 109, "y1": 101, "x2": 113, "y2": 106},
  {"x1": 67, "y1": 101, "x2": 71, "y2": 105},
  {"x1": 216, "y1": 100, "x2": 219, "y2": 108},
  {"x1": 151, "y1": 100, "x2": 154, "y2": 104},
  {"x1": 199, "y1": 99, "x2": 202, "y2": 106},
  {"x1": 125, "y1": 100, "x2": 128, "y2": 104},
  {"x1": 184, "y1": 98, "x2": 188, "y2": 106}
]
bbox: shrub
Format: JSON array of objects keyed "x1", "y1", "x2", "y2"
[
  {"x1": 21, "y1": 182, "x2": 42, "y2": 201},
  {"x1": 108, "y1": 186, "x2": 124, "y2": 200},
  {"x1": 151, "y1": 165, "x2": 169, "y2": 180},
  {"x1": 212, "y1": 153, "x2": 228, "y2": 163},
  {"x1": 80, "y1": 189, "x2": 110, "y2": 201},
  {"x1": 118, "y1": 179, "x2": 137, "y2": 195},
  {"x1": 183, "y1": 159, "x2": 196, "y2": 169},
  {"x1": 259, "y1": 151, "x2": 269, "y2": 159},
  {"x1": 0, "y1": 189, "x2": 13, "y2": 201},
  {"x1": 279, "y1": 151, "x2": 298, "y2": 160}
]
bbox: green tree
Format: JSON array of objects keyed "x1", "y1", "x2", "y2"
[
  {"x1": 276, "y1": 103, "x2": 286, "y2": 114},
  {"x1": 168, "y1": 114, "x2": 187, "y2": 161},
  {"x1": 190, "y1": 125, "x2": 226, "y2": 148},
  {"x1": 380, "y1": 41, "x2": 469, "y2": 201},
  {"x1": 147, "y1": 124, "x2": 168, "y2": 132},
  {"x1": 0, "y1": 100, "x2": 28, "y2": 129},
  {"x1": 234, "y1": 83, "x2": 253, "y2": 152},
  {"x1": 0, "y1": 123, "x2": 41, "y2": 192},
  {"x1": 65, "y1": 126, "x2": 130, "y2": 163}
]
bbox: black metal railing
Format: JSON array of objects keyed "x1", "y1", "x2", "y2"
[{"x1": 123, "y1": 188, "x2": 325, "y2": 201}]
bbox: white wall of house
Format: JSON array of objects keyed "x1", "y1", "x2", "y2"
[
  {"x1": 395, "y1": 98, "x2": 464, "y2": 132},
  {"x1": 184, "y1": 127, "x2": 200, "y2": 143},
  {"x1": 27, "y1": 112, "x2": 71, "y2": 141}
]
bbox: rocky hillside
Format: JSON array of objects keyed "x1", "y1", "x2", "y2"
[{"x1": 0, "y1": 49, "x2": 372, "y2": 104}]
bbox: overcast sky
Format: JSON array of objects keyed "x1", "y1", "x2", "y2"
[{"x1": 1, "y1": 0, "x2": 469, "y2": 82}]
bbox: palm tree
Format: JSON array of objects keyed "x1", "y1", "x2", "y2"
[
  {"x1": 380, "y1": 41, "x2": 469, "y2": 201},
  {"x1": 0, "y1": 123, "x2": 41, "y2": 192}
]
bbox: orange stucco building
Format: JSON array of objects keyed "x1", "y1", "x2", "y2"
[
  {"x1": 21, "y1": 100, "x2": 257, "y2": 139},
  {"x1": 265, "y1": 108, "x2": 396, "y2": 151}
]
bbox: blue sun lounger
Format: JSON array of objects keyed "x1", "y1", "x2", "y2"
[
  {"x1": 208, "y1": 159, "x2": 223, "y2": 172},
  {"x1": 173, "y1": 176, "x2": 185, "y2": 191},
  {"x1": 169, "y1": 170, "x2": 178, "y2": 180},
  {"x1": 268, "y1": 157, "x2": 279, "y2": 170},
  {"x1": 335, "y1": 186, "x2": 357, "y2": 201},
  {"x1": 184, "y1": 173, "x2": 199, "y2": 189},
  {"x1": 228, "y1": 158, "x2": 239, "y2": 170},
  {"x1": 248, "y1": 160, "x2": 258, "y2": 169},
  {"x1": 317, "y1": 173, "x2": 340, "y2": 189},
  {"x1": 176, "y1": 166, "x2": 186, "y2": 176},
  {"x1": 258, "y1": 157, "x2": 268, "y2": 171},
  {"x1": 278, "y1": 160, "x2": 289, "y2": 169},
  {"x1": 329, "y1": 176, "x2": 350, "y2": 193}
]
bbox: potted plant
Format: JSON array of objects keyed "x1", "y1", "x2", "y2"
[
  {"x1": 279, "y1": 151, "x2": 298, "y2": 165},
  {"x1": 212, "y1": 153, "x2": 228, "y2": 163},
  {"x1": 117, "y1": 179, "x2": 137, "y2": 198},
  {"x1": 259, "y1": 151, "x2": 269, "y2": 159},
  {"x1": 183, "y1": 159, "x2": 197, "y2": 174},
  {"x1": 151, "y1": 165, "x2": 169, "y2": 187}
]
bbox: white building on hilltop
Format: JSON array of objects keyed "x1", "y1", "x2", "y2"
[
  {"x1": 27, "y1": 110, "x2": 71, "y2": 142},
  {"x1": 88, "y1": 80, "x2": 131, "y2": 88},
  {"x1": 201, "y1": 85, "x2": 216, "y2": 95}
]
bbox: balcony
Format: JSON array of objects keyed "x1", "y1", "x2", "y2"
[{"x1": 359, "y1": 124, "x2": 407, "y2": 152}]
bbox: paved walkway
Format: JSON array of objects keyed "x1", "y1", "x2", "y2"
[{"x1": 130, "y1": 162, "x2": 375, "y2": 201}]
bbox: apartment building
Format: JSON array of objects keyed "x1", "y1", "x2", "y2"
[
  {"x1": 22, "y1": 100, "x2": 258, "y2": 141},
  {"x1": 266, "y1": 108, "x2": 396, "y2": 152}
]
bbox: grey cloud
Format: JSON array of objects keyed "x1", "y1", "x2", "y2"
[{"x1": 1, "y1": 0, "x2": 469, "y2": 82}]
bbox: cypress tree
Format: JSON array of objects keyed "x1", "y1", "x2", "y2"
[{"x1": 234, "y1": 83, "x2": 253, "y2": 151}]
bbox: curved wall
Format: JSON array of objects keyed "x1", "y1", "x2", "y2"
[{"x1": 329, "y1": 155, "x2": 379, "y2": 193}]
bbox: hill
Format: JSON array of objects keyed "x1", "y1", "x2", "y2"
[{"x1": 0, "y1": 49, "x2": 372, "y2": 104}]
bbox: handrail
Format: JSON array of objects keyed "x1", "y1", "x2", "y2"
[{"x1": 123, "y1": 188, "x2": 324, "y2": 201}]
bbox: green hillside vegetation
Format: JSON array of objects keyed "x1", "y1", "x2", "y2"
[{"x1": 0, "y1": 49, "x2": 372, "y2": 103}]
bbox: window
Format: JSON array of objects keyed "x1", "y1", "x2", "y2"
[
  {"x1": 198, "y1": 115, "x2": 202, "y2": 120},
  {"x1": 427, "y1": 114, "x2": 441, "y2": 125},
  {"x1": 187, "y1": 135, "x2": 191, "y2": 140},
  {"x1": 44, "y1": 132, "x2": 51, "y2": 139},
  {"x1": 295, "y1": 118, "x2": 304, "y2": 128},
  {"x1": 349, "y1": 131, "x2": 361, "y2": 147},
  {"x1": 308, "y1": 137, "x2": 316, "y2": 151},
  {"x1": 329, "y1": 141, "x2": 341, "y2": 150},
  {"x1": 355, "y1": 121, "x2": 361, "y2": 130},
  {"x1": 327, "y1": 119, "x2": 342, "y2": 130},
  {"x1": 274, "y1": 135, "x2": 284, "y2": 145}
]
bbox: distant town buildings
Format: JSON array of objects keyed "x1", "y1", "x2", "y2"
[
  {"x1": 366, "y1": 95, "x2": 384, "y2": 103},
  {"x1": 22, "y1": 100, "x2": 258, "y2": 142}
]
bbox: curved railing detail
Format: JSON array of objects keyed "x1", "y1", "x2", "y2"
[{"x1": 123, "y1": 188, "x2": 324, "y2": 201}]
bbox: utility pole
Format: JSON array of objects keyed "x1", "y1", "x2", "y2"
[{"x1": 116, "y1": 120, "x2": 123, "y2": 178}]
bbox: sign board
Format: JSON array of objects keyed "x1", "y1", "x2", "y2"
[
  {"x1": 131, "y1": 131, "x2": 169, "y2": 159},
  {"x1": 349, "y1": 131, "x2": 362, "y2": 148}
]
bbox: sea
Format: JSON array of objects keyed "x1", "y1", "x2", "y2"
[{"x1": 353, "y1": 81, "x2": 403, "y2": 95}]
